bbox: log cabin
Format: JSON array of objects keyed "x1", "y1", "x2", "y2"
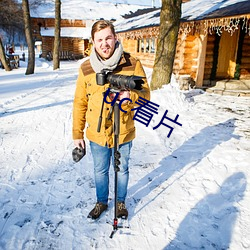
[
  {"x1": 115, "y1": 0, "x2": 250, "y2": 90},
  {"x1": 30, "y1": 1, "x2": 152, "y2": 61},
  {"x1": 31, "y1": 18, "x2": 92, "y2": 60}
]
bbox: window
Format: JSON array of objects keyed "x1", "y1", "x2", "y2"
[{"x1": 137, "y1": 38, "x2": 156, "y2": 54}]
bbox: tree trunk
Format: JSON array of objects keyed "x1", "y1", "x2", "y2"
[
  {"x1": 53, "y1": 0, "x2": 61, "y2": 70},
  {"x1": 151, "y1": 0, "x2": 182, "y2": 90},
  {"x1": 0, "y1": 37, "x2": 11, "y2": 71},
  {"x1": 22, "y1": 0, "x2": 35, "y2": 75}
]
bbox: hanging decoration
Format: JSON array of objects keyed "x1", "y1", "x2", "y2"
[
  {"x1": 242, "y1": 16, "x2": 250, "y2": 36},
  {"x1": 117, "y1": 15, "x2": 250, "y2": 40},
  {"x1": 117, "y1": 26, "x2": 159, "y2": 40},
  {"x1": 179, "y1": 15, "x2": 250, "y2": 37}
]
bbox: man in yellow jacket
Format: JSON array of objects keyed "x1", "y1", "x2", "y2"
[{"x1": 73, "y1": 20, "x2": 150, "y2": 220}]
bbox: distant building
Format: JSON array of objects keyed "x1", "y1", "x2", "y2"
[
  {"x1": 30, "y1": 1, "x2": 151, "y2": 60},
  {"x1": 31, "y1": 18, "x2": 92, "y2": 60}
]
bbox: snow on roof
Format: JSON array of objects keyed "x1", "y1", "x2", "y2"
[
  {"x1": 114, "y1": 8, "x2": 160, "y2": 33},
  {"x1": 40, "y1": 27, "x2": 92, "y2": 39},
  {"x1": 182, "y1": 0, "x2": 250, "y2": 21},
  {"x1": 30, "y1": 0, "x2": 151, "y2": 20},
  {"x1": 41, "y1": 27, "x2": 91, "y2": 39},
  {"x1": 114, "y1": 0, "x2": 250, "y2": 33}
]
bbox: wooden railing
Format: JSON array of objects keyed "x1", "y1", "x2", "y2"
[{"x1": 46, "y1": 51, "x2": 83, "y2": 61}]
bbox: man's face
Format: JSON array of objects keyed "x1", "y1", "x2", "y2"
[{"x1": 93, "y1": 27, "x2": 117, "y2": 60}]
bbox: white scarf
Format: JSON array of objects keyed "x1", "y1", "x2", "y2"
[{"x1": 90, "y1": 41, "x2": 123, "y2": 73}]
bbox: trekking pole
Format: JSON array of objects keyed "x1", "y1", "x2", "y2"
[{"x1": 110, "y1": 101, "x2": 121, "y2": 238}]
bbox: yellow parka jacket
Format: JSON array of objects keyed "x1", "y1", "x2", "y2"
[{"x1": 72, "y1": 52, "x2": 150, "y2": 148}]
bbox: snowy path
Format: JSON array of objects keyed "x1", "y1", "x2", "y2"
[{"x1": 0, "y1": 59, "x2": 250, "y2": 249}]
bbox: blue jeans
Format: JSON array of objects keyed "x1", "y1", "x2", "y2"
[{"x1": 89, "y1": 141, "x2": 132, "y2": 205}]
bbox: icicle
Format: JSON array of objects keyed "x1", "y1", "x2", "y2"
[{"x1": 119, "y1": 15, "x2": 250, "y2": 40}]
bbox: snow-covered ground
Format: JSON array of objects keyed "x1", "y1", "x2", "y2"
[{"x1": 0, "y1": 50, "x2": 249, "y2": 250}]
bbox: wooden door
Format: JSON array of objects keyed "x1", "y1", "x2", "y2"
[{"x1": 216, "y1": 30, "x2": 239, "y2": 78}]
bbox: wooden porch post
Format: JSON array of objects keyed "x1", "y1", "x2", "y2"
[
  {"x1": 139, "y1": 39, "x2": 142, "y2": 53},
  {"x1": 195, "y1": 32, "x2": 207, "y2": 87}
]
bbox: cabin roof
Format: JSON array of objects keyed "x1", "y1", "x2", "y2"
[
  {"x1": 30, "y1": 0, "x2": 151, "y2": 20},
  {"x1": 182, "y1": 0, "x2": 250, "y2": 21},
  {"x1": 115, "y1": 8, "x2": 160, "y2": 33},
  {"x1": 40, "y1": 27, "x2": 91, "y2": 39},
  {"x1": 115, "y1": 0, "x2": 250, "y2": 32}
]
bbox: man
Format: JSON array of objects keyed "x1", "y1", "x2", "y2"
[{"x1": 72, "y1": 20, "x2": 150, "y2": 220}]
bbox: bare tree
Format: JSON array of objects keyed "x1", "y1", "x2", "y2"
[
  {"x1": 0, "y1": 0, "x2": 23, "y2": 71},
  {"x1": 53, "y1": 0, "x2": 61, "y2": 70},
  {"x1": 0, "y1": 0, "x2": 24, "y2": 37},
  {"x1": 0, "y1": 37, "x2": 11, "y2": 71},
  {"x1": 151, "y1": 0, "x2": 182, "y2": 90},
  {"x1": 29, "y1": 0, "x2": 46, "y2": 8},
  {"x1": 22, "y1": 0, "x2": 35, "y2": 75}
]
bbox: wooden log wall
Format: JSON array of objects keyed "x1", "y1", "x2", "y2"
[
  {"x1": 61, "y1": 38, "x2": 74, "y2": 52},
  {"x1": 134, "y1": 53, "x2": 156, "y2": 68},
  {"x1": 183, "y1": 35, "x2": 198, "y2": 79},
  {"x1": 120, "y1": 38, "x2": 156, "y2": 68},
  {"x1": 173, "y1": 34, "x2": 185, "y2": 75},
  {"x1": 203, "y1": 30, "x2": 250, "y2": 82},
  {"x1": 41, "y1": 37, "x2": 86, "y2": 58},
  {"x1": 240, "y1": 35, "x2": 250, "y2": 79},
  {"x1": 121, "y1": 39, "x2": 137, "y2": 54},
  {"x1": 120, "y1": 31, "x2": 200, "y2": 77},
  {"x1": 41, "y1": 37, "x2": 53, "y2": 58},
  {"x1": 32, "y1": 18, "x2": 86, "y2": 29},
  {"x1": 203, "y1": 33, "x2": 216, "y2": 82},
  {"x1": 72, "y1": 38, "x2": 88, "y2": 55},
  {"x1": 173, "y1": 34, "x2": 199, "y2": 80}
]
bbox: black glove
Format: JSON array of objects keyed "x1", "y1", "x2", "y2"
[{"x1": 72, "y1": 146, "x2": 86, "y2": 162}]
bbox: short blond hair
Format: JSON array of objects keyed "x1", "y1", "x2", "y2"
[{"x1": 91, "y1": 20, "x2": 116, "y2": 40}]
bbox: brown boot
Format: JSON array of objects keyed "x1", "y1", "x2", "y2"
[
  {"x1": 117, "y1": 202, "x2": 128, "y2": 219},
  {"x1": 87, "y1": 202, "x2": 108, "y2": 220}
]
